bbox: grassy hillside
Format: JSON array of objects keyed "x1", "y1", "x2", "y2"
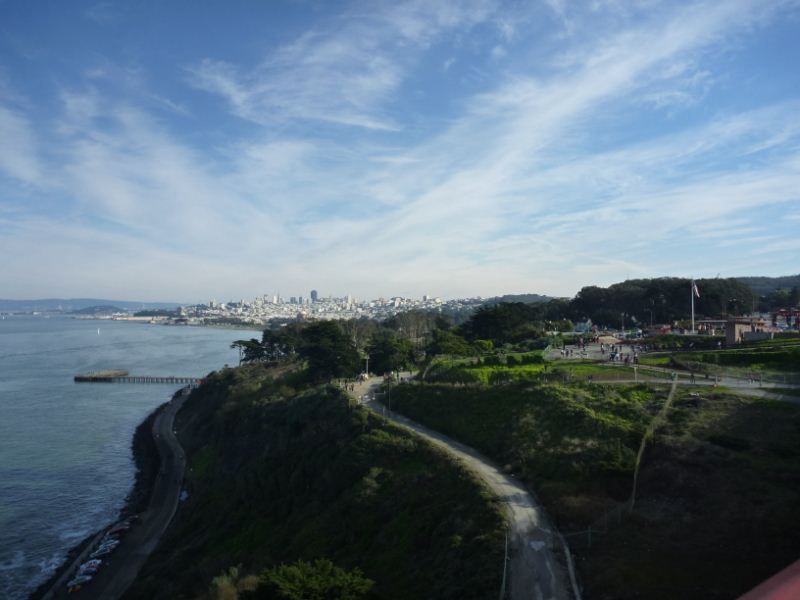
[
  {"x1": 391, "y1": 382, "x2": 800, "y2": 599},
  {"x1": 392, "y1": 382, "x2": 665, "y2": 526},
  {"x1": 584, "y1": 389, "x2": 800, "y2": 600},
  {"x1": 424, "y1": 355, "x2": 638, "y2": 385},
  {"x1": 127, "y1": 365, "x2": 504, "y2": 599},
  {"x1": 678, "y1": 346, "x2": 800, "y2": 372}
]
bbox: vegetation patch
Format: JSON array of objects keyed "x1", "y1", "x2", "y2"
[
  {"x1": 127, "y1": 364, "x2": 504, "y2": 600},
  {"x1": 391, "y1": 382, "x2": 664, "y2": 527},
  {"x1": 582, "y1": 390, "x2": 800, "y2": 600},
  {"x1": 392, "y1": 381, "x2": 800, "y2": 599},
  {"x1": 679, "y1": 346, "x2": 800, "y2": 372}
]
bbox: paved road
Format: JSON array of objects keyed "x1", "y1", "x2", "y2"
[
  {"x1": 45, "y1": 388, "x2": 188, "y2": 600},
  {"x1": 351, "y1": 378, "x2": 577, "y2": 600}
]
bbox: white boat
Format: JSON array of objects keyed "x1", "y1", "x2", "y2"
[
  {"x1": 79, "y1": 559, "x2": 102, "y2": 570},
  {"x1": 67, "y1": 574, "x2": 92, "y2": 587}
]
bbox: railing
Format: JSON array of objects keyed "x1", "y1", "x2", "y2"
[
  {"x1": 75, "y1": 374, "x2": 201, "y2": 384},
  {"x1": 671, "y1": 357, "x2": 800, "y2": 385}
]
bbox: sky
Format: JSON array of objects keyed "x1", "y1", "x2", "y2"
[{"x1": 1, "y1": 0, "x2": 799, "y2": 303}]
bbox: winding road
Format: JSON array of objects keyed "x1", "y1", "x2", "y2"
[
  {"x1": 44, "y1": 387, "x2": 188, "y2": 600},
  {"x1": 351, "y1": 377, "x2": 577, "y2": 600}
]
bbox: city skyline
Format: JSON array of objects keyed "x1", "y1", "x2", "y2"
[{"x1": 1, "y1": 1, "x2": 799, "y2": 302}]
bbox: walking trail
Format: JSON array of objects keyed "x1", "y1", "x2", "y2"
[{"x1": 350, "y1": 377, "x2": 577, "y2": 600}]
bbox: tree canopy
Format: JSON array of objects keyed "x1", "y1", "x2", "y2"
[
  {"x1": 365, "y1": 329, "x2": 414, "y2": 374},
  {"x1": 252, "y1": 559, "x2": 374, "y2": 600},
  {"x1": 298, "y1": 321, "x2": 361, "y2": 382}
]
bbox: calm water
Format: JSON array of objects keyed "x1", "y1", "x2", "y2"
[{"x1": 0, "y1": 315, "x2": 256, "y2": 599}]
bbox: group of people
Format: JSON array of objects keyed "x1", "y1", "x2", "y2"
[{"x1": 559, "y1": 348, "x2": 581, "y2": 358}]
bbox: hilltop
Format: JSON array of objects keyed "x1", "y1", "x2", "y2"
[
  {"x1": 126, "y1": 364, "x2": 505, "y2": 599},
  {"x1": 0, "y1": 298, "x2": 180, "y2": 312}
]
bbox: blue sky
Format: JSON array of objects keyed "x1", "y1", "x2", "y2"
[{"x1": 1, "y1": 0, "x2": 799, "y2": 302}]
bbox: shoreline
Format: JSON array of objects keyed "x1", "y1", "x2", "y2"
[{"x1": 29, "y1": 390, "x2": 178, "y2": 599}]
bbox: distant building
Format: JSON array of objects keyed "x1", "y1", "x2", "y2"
[
  {"x1": 696, "y1": 319, "x2": 726, "y2": 336},
  {"x1": 726, "y1": 317, "x2": 770, "y2": 345},
  {"x1": 310, "y1": 290, "x2": 318, "y2": 303}
]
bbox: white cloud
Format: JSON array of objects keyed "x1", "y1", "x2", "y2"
[
  {"x1": 187, "y1": 1, "x2": 501, "y2": 130},
  {"x1": 3, "y1": 0, "x2": 799, "y2": 300},
  {"x1": 0, "y1": 105, "x2": 41, "y2": 185}
]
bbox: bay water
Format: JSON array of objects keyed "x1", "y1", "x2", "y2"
[{"x1": 0, "y1": 315, "x2": 257, "y2": 599}]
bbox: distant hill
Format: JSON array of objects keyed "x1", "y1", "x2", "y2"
[
  {"x1": 0, "y1": 298, "x2": 182, "y2": 312},
  {"x1": 69, "y1": 305, "x2": 126, "y2": 315},
  {"x1": 485, "y1": 293, "x2": 554, "y2": 305},
  {"x1": 735, "y1": 275, "x2": 800, "y2": 295}
]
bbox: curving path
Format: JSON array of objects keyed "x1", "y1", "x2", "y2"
[
  {"x1": 44, "y1": 387, "x2": 188, "y2": 600},
  {"x1": 351, "y1": 377, "x2": 577, "y2": 600}
]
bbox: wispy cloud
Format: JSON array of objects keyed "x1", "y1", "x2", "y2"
[
  {"x1": 1, "y1": 0, "x2": 799, "y2": 300},
  {"x1": 187, "y1": 1, "x2": 501, "y2": 130},
  {"x1": 0, "y1": 104, "x2": 41, "y2": 185}
]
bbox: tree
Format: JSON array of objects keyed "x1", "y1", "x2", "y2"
[
  {"x1": 298, "y1": 321, "x2": 361, "y2": 383},
  {"x1": 384, "y1": 310, "x2": 439, "y2": 348},
  {"x1": 790, "y1": 286, "x2": 800, "y2": 308},
  {"x1": 261, "y1": 329, "x2": 299, "y2": 363},
  {"x1": 472, "y1": 339, "x2": 493, "y2": 354},
  {"x1": 339, "y1": 318, "x2": 379, "y2": 351},
  {"x1": 231, "y1": 339, "x2": 266, "y2": 364},
  {"x1": 460, "y1": 302, "x2": 542, "y2": 344},
  {"x1": 426, "y1": 328, "x2": 473, "y2": 356},
  {"x1": 366, "y1": 329, "x2": 414, "y2": 374},
  {"x1": 253, "y1": 559, "x2": 374, "y2": 600}
]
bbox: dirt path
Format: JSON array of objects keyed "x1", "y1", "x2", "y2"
[
  {"x1": 350, "y1": 378, "x2": 577, "y2": 600},
  {"x1": 44, "y1": 387, "x2": 188, "y2": 600}
]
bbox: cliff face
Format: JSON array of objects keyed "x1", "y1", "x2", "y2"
[{"x1": 127, "y1": 364, "x2": 504, "y2": 599}]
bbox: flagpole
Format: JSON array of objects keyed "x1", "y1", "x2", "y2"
[{"x1": 691, "y1": 278, "x2": 695, "y2": 334}]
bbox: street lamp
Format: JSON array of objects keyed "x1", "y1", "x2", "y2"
[{"x1": 364, "y1": 353, "x2": 370, "y2": 376}]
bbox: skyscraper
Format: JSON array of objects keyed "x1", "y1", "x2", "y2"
[{"x1": 310, "y1": 290, "x2": 318, "y2": 303}]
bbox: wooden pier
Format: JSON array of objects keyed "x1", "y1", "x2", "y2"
[{"x1": 75, "y1": 370, "x2": 201, "y2": 385}]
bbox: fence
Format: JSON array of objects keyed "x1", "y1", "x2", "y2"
[
  {"x1": 671, "y1": 357, "x2": 800, "y2": 385},
  {"x1": 561, "y1": 500, "x2": 632, "y2": 550},
  {"x1": 499, "y1": 530, "x2": 508, "y2": 599}
]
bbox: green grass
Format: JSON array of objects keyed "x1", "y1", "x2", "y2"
[
  {"x1": 580, "y1": 389, "x2": 800, "y2": 600},
  {"x1": 678, "y1": 346, "x2": 800, "y2": 372},
  {"x1": 426, "y1": 354, "x2": 644, "y2": 385},
  {"x1": 392, "y1": 382, "x2": 665, "y2": 525},
  {"x1": 746, "y1": 336, "x2": 800, "y2": 348},
  {"x1": 550, "y1": 361, "x2": 637, "y2": 378},
  {"x1": 637, "y1": 353, "x2": 673, "y2": 366},
  {"x1": 463, "y1": 362, "x2": 546, "y2": 383},
  {"x1": 391, "y1": 382, "x2": 800, "y2": 600}
]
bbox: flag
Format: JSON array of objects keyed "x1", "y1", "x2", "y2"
[{"x1": 693, "y1": 282, "x2": 700, "y2": 298}]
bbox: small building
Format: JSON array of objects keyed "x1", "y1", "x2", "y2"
[
  {"x1": 726, "y1": 317, "x2": 770, "y2": 345},
  {"x1": 696, "y1": 319, "x2": 726, "y2": 336}
]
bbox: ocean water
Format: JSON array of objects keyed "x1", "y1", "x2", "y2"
[{"x1": 0, "y1": 315, "x2": 256, "y2": 599}]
